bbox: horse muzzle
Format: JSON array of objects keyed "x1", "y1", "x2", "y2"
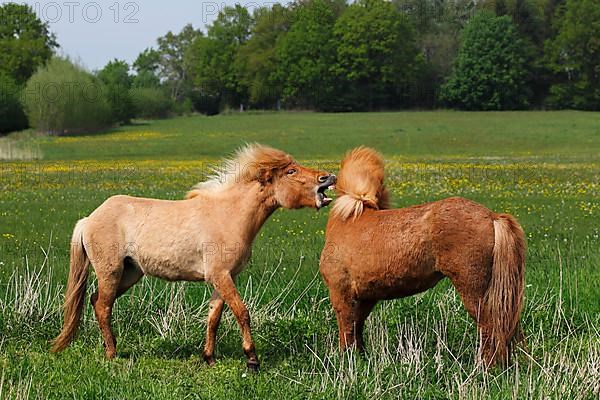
[{"x1": 315, "y1": 174, "x2": 337, "y2": 209}]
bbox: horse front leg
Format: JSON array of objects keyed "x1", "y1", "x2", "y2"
[
  {"x1": 202, "y1": 290, "x2": 224, "y2": 366},
  {"x1": 211, "y1": 273, "x2": 259, "y2": 371}
]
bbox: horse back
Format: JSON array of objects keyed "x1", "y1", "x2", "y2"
[{"x1": 320, "y1": 197, "x2": 495, "y2": 300}]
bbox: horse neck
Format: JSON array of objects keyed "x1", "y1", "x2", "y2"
[{"x1": 225, "y1": 182, "x2": 279, "y2": 242}]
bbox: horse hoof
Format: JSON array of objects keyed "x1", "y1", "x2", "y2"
[
  {"x1": 203, "y1": 355, "x2": 216, "y2": 366},
  {"x1": 246, "y1": 361, "x2": 260, "y2": 373}
]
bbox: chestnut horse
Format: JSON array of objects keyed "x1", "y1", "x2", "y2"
[
  {"x1": 51, "y1": 144, "x2": 336, "y2": 370},
  {"x1": 320, "y1": 147, "x2": 525, "y2": 367}
]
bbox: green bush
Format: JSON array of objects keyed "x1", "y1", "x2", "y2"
[
  {"x1": 172, "y1": 97, "x2": 194, "y2": 116},
  {"x1": 189, "y1": 91, "x2": 220, "y2": 115},
  {"x1": 104, "y1": 85, "x2": 135, "y2": 124},
  {"x1": 22, "y1": 58, "x2": 112, "y2": 134},
  {"x1": 440, "y1": 11, "x2": 530, "y2": 110},
  {"x1": 129, "y1": 87, "x2": 173, "y2": 119},
  {"x1": 0, "y1": 73, "x2": 28, "y2": 134}
]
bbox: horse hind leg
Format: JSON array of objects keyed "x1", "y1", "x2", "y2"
[
  {"x1": 90, "y1": 258, "x2": 143, "y2": 359},
  {"x1": 446, "y1": 269, "x2": 494, "y2": 366},
  {"x1": 116, "y1": 257, "x2": 144, "y2": 297},
  {"x1": 203, "y1": 290, "x2": 225, "y2": 366},
  {"x1": 210, "y1": 273, "x2": 259, "y2": 371},
  {"x1": 355, "y1": 300, "x2": 377, "y2": 352},
  {"x1": 89, "y1": 268, "x2": 120, "y2": 359}
]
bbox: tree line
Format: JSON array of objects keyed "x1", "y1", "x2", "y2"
[{"x1": 1, "y1": 0, "x2": 598, "y2": 134}]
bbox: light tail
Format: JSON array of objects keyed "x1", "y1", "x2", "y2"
[
  {"x1": 50, "y1": 218, "x2": 90, "y2": 353},
  {"x1": 481, "y1": 214, "x2": 526, "y2": 365}
]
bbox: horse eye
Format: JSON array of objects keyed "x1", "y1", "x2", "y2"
[{"x1": 287, "y1": 169, "x2": 297, "y2": 175}]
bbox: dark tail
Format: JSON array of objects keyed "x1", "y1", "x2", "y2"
[
  {"x1": 482, "y1": 214, "x2": 526, "y2": 366},
  {"x1": 51, "y1": 218, "x2": 90, "y2": 353}
]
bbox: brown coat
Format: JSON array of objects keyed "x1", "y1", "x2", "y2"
[{"x1": 320, "y1": 147, "x2": 525, "y2": 367}]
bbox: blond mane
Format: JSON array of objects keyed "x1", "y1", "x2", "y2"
[
  {"x1": 186, "y1": 144, "x2": 293, "y2": 198},
  {"x1": 332, "y1": 147, "x2": 389, "y2": 220}
]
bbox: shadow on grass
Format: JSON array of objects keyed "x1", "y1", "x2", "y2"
[
  {"x1": 47, "y1": 121, "x2": 151, "y2": 138},
  {"x1": 114, "y1": 331, "x2": 305, "y2": 368}
]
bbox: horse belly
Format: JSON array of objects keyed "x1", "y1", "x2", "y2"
[
  {"x1": 354, "y1": 271, "x2": 444, "y2": 300},
  {"x1": 137, "y1": 253, "x2": 205, "y2": 282},
  {"x1": 351, "y1": 255, "x2": 442, "y2": 301}
]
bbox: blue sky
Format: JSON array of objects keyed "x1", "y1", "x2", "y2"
[{"x1": 7, "y1": 1, "x2": 285, "y2": 71}]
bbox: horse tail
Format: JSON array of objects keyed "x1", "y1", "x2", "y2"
[
  {"x1": 482, "y1": 214, "x2": 526, "y2": 365},
  {"x1": 51, "y1": 218, "x2": 90, "y2": 353},
  {"x1": 332, "y1": 147, "x2": 389, "y2": 221}
]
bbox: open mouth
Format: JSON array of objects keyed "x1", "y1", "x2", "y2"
[{"x1": 316, "y1": 175, "x2": 336, "y2": 209}]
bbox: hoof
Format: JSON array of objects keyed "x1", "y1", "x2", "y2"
[
  {"x1": 203, "y1": 354, "x2": 216, "y2": 367},
  {"x1": 246, "y1": 360, "x2": 260, "y2": 373}
]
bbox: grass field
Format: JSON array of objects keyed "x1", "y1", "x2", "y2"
[{"x1": 0, "y1": 111, "x2": 599, "y2": 399}]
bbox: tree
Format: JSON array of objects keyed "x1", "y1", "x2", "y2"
[
  {"x1": 543, "y1": 0, "x2": 566, "y2": 39},
  {"x1": 440, "y1": 11, "x2": 530, "y2": 110},
  {"x1": 544, "y1": 0, "x2": 600, "y2": 110},
  {"x1": 481, "y1": 0, "x2": 548, "y2": 104},
  {"x1": 236, "y1": 4, "x2": 292, "y2": 107},
  {"x1": 98, "y1": 59, "x2": 132, "y2": 88},
  {"x1": 0, "y1": 73, "x2": 28, "y2": 134},
  {"x1": 97, "y1": 59, "x2": 134, "y2": 124},
  {"x1": 187, "y1": 5, "x2": 253, "y2": 109},
  {"x1": 509, "y1": 0, "x2": 551, "y2": 105},
  {"x1": 132, "y1": 48, "x2": 161, "y2": 88},
  {"x1": 334, "y1": 0, "x2": 421, "y2": 110},
  {"x1": 157, "y1": 24, "x2": 203, "y2": 101},
  {"x1": 480, "y1": 0, "x2": 545, "y2": 46},
  {"x1": 187, "y1": 37, "x2": 224, "y2": 98},
  {"x1": 394, "y1": 0, "x2": 477, "y2": 107},
  {"x1": 275, "y1": 0, "x2": 342, "y2": 109},
  {"x1": 0, "y1": 3, "x2": 58, "y2": 84}
]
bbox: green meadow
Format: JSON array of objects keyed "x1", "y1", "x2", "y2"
[{"x1": 0, "y1": 111, "x2": 598, "y2": 399}]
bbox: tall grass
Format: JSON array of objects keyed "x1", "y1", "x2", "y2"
[
  {"x1": 0, "y1": 242, "x2": 597, "y2": 398},
  {"x1": 0, "y1": 138, "x2": 42, "y2": 160}
]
